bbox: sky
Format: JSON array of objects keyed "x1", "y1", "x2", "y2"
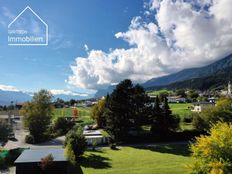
[{"x1": 0, "y1": 0, "x2": 232, "y2": 96}]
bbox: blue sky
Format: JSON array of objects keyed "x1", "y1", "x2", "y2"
[
  {"x1": 0, "y1": 0, "x2": 146, "y2": 94},
  {"x1": 1, "y1": 0, "x2": 232, "y2": 96}
]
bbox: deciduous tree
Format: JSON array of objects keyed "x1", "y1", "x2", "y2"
[{"x1": 21, "y1": 89, "x2": 54, "y2": 143}]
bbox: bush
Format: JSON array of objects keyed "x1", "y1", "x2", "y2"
[
  {"x1": 151, "y1": 114, "x2": 180, "y2": 135},
  {"x1": 189, "y1": 122, "x2": 232, "y2": 173},
  {"x1": 183, "y1": 114, "x2": 193, "y2": 123},
  {"x1": 192, "y1": 113, "x2": 206, "y2": 131},
  {"x1": 64, "y1": 126, "x2": 87, "y2": 164},
  {"x1": 40, "y1": 154, "x2": 54, "y2": 172},
  {"x1": 25, "y1": 135, "x2": 35, "y2": 144},
  {"x1": 0, "y1": 121, "x2": 12, "y2": 146},
  {"x1": 193, "y1": 98, "x2": 232, "y2": 131},
  {"x1": 52, "y1": 117, "x2": 74, "y2": 135}
]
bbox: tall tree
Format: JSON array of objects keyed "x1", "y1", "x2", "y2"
[
  {"x1": 151, "y1": 97, "x2": 180, "y2": 134},
  {"x1": 64, "y1": 126, "x2": 86, "y2": 164},
  {"x1": 132, "y1": 84, "x2": 150, "y2": 127},
  {"x1": 105, "y1": 79, "x2": 134, "y2": 140},
  {"x1": 91, "y1": 98, "x2": 107, "y2": 128},
  {"x1": 104, "y1": 80, "x2": 151, "y2": 140},
  {"x1": 154, "y1": 96, "x2": 162, "y2": 113},
  {"x1": 21, "y1": 89, "x2": 54, "y2": 143}
]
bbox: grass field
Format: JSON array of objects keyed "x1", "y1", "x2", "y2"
[
  {"x1": 169, "y1": 103, "x2": 194, "y2": 131},
  {"x1": 80, "y1": 144, "x2": 192, "y2": 174},
  {"x1": 53, "y1": 107, "x2": 94, "y2": 125},
  {"x1": 169, "y1": 103, "x2": 192, "y2": 119}
]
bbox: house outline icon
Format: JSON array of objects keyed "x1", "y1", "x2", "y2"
[{"x1": 8, "y1": 6, "x2": 48, "y2": 46}]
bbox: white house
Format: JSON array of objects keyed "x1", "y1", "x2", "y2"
[
  {"x1": 167, "y1": 96, "x2": 186, "y2": 103},
  {"x1": 191, "y1": 102, "x2": 215, "y2": 112},
  {"x1": 83, "y1": 130, "x2": 110, "y2": 145}
]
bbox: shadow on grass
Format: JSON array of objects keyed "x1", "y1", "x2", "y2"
[
  {"x1": 80, "y1": 153, "x2": 111, "y2": 169},
  {"x1": 86, "y1": 149, "x2": 105, "y2": 153},
  {"x1": 131, "y1": 144, "x2": 191, "y2": 157}
]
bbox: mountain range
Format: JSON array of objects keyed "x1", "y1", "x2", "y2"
[
  {"x1": 95, "y1": 53, "x2": 232, "y2": 97},
  {"x1": 0, "y1": 90, "x2": 92, "y2": 106},
  {"x1": 0, "y1": 90, "x2": 32, "y2": 105},
  {"x1": 143, "y1": 54, "x2": 232, "y2": 89}
]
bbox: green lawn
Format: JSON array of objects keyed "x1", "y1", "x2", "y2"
[
  {"x1": 169, "y1": 103, "x2": 194, "y2": 131},
  {"x1": 169, "y1": 103, "x2": 192, "y2": 118},
  {"x1": 80, "y1": 144, "x2": 192, "y2": 174},
  {"x1": 53, "y1": 107, "x2": 94, "y2": 125}
]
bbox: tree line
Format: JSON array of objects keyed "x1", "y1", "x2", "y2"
[{"x1": 92, "y1": 79, "x2": 180, "y2": 141}]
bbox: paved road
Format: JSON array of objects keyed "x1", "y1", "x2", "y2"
[{"x1": 4, "y1": 119, "x2": 65, "y2": 150}]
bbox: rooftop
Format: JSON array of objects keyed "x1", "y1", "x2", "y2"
[
  {"x1": 83, "y1": 130, "x2": 102, "y2": 136},
  {"x1": 15, "y1": 148, "x2": 67, "y2": 164},
  {"x1": 192, "y1": 102, "x2": 215, "y2": 105}
]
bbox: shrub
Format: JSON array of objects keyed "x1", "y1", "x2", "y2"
[
  {"x1": 25, "y1": 135, "x2": 35, "y2": 144},
  {"x1": 193, "y1": 98, "x2": 232, "y2": 131},
  {"x1": 188, "y1": 122, "x2": 232, "y2": 173},
  {"x1": 64, "y1": 126, "x2": 87, "y2": 164},
  {"x1": 151, "y1": 114, "x2": 180, "y2": 135},
  {"x1": 0, "y1": 120, "x2": 12, "y2": 146},
  {"x1": 183, "y1": 114, "x2": 193, "y2": 123},
  {"x1": 192, "y1": 113, "x2": 206, "y2": 131},
  {"x1": 52, "y1": 117, "x2": 74, "y2": 135},
  {"x1": 40, "y1": 154, "x2": 54, "y2": 172}
]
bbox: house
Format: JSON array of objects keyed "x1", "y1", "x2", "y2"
[
  {"x1": 83, "y1": 130, "x2": 110, "y2": 145},
  {"x1": 15, "y1": 148, "x2": 68, "y2": 174},
  {"x1": 167, "y1": 96, "x2": 186, "y2": 103},
  {"x1": 208, "y1": 97, "x2": 215, "y2": 103},
  {"x1": 191, "y1": 102, "x2": 215, "y2": 112}
]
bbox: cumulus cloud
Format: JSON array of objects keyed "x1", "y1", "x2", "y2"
[
  {"x1": 50, "y1": 89, "x2": 88, "y2": 97},
  {"x1": 68, "y1": 0, "x2": 232, "y2": 89},
  {"x1": 0, "y1": 85, "x2": 20, "y2": 92}
]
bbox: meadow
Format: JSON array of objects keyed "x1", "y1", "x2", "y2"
[
  {"x1": 169, "y1": 103, "x2": 194, "y2": 131},
  {"x1": 169, "y1": 103, "x2": 192, "y2": 119},
  {"x1": 79, "y1": 144, "x2": 192, "y2": 174},
  {"x1": 53, "y1": 107, "x2": 94, "y2": 125}
]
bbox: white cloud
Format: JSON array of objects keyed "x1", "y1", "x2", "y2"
[
  {"x1": 68, "y1": 0, "x2": 232, "y2": 89},
  {"x1": 84, "y1": 44, "x2": 89, "y2": 51},
  {"x1": 50, "y1": 89, "x2": 88, "y2": 97},
  {"x1": 0, "y1": 85, "x2": 20, "y2": 92}
]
